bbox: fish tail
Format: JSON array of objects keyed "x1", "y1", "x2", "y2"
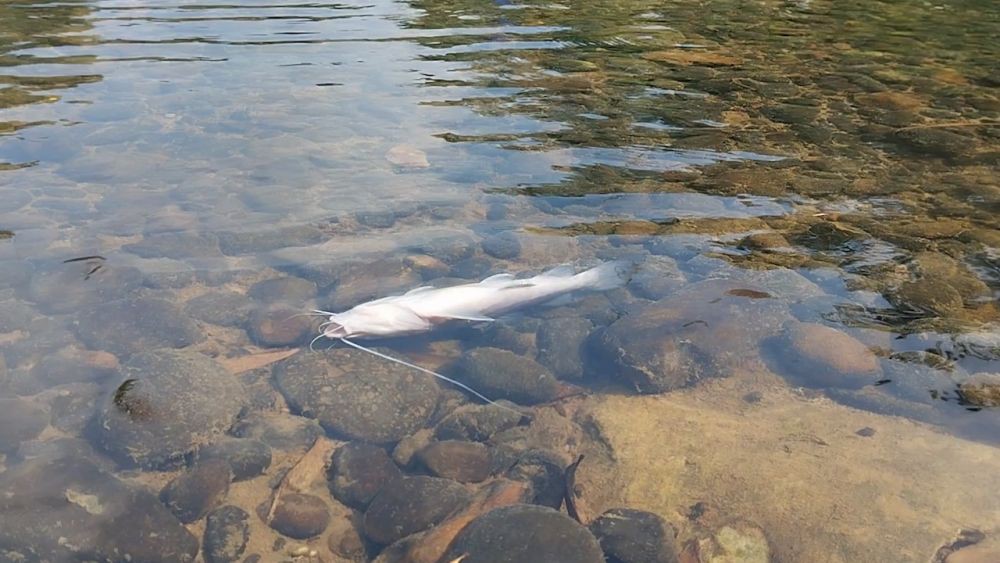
[{"x1": 575, "y1": 260, "x2": 635, "y2": 291}]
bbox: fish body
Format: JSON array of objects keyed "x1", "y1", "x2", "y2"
[{"x1": 319, "y1": 261, "x2": 629, "y2": 339}]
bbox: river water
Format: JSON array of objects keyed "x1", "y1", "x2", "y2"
[{"x1": 1, "y1": 0, "x2": 998, "y2": 561}]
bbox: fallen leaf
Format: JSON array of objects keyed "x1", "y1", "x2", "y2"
[{"x1": 218, "y1": 348, "x2": 298, "y2": 375}]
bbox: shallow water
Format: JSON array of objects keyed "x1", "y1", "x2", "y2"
[{"x1": 1, "y1": 0, "x2": 998, "y2": 561}]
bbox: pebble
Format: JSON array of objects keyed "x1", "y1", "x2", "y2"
[
  {"x1": 453, "y1": 347, "x2": 562, "y2": 405},
  {"x1": 416, "y1": 440, "x2": 492, "y2": 483},
  {"x1": 0, "y1": 397, "x2": 48, "y2": 453},
  {"x1": 363, "y1": 476, "x2": 472, "y2": 545},
  {"x1": 247, "y1": 306, "x2": 315, "y2": 347},
  {"x1": 482, "y1": 233, "x2": 522, "y2": 259},
  {"x1": 327, "y1": 442, "x2": 403, "y2": 509},
  {"x1": 204, "y1": 505, "x2": 251, "y2": 563},
  {"x1": 958, "y1": 373, "x2": 1000, "y2": 407},
  {"x1": 441, "y1": 504, "x2": 604, "y2": 563},
  {"x1": 702, "y1": 523, "x2": 771, "y2": 563},
  {"x1": 434, "y1": 403, "x2": 526, "y2": 442},
  {"x1": 536, "y1": 317, "x2": 593, "y2": 381},
  {"x1": 266, "y1": 493, "x2": 331, "y2": 539},
  {"x1": 231, "y1": 412, "x2": 323, "y2": 452},
  {"x1": 773, "y1": 322, "x2": 882, "y2": 388},
  {"x1": 193, "y1": 438, "x2": 272, "y2": 481},
  {"x1": 589, "y1": 508, "x2": 678, "y2": 563},
  {"x1": 94, "y1": 349, "x2": 248, "y2": 468},
  {"x1": 504, "y1": 449, "x2": 567, "y2": 508},
  {"x1": 160, "y1": 459, "x2": 232, "y2": 523},
  {"x1": 184, "y1": 290, "x2": 254, "y2": 327},
  {"x1": 274, "y1": 350, "x2": 439, "y2": 444},
  {"x1": 248, "y1": 276, "x2": 317, "y2": 304},
  {"x1": 74, "y1": 296, "x2": 203, "y2": 357}
]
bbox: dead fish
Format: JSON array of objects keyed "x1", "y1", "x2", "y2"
[{"x1": 310, "y1": 261, "x2": 632, "y2": 410}]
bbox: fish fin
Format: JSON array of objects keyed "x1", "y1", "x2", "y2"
[
  {"x1": 479, "y1": 273, "x2": 516, "y2": 286},
  {"x1": 539, "y1": 264, "x2": 575, "y2": 278},
  {"x1": 433, "y1": 312, "x2": 495, "y2": 322}
]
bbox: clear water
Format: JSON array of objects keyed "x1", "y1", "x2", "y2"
[{"x1": 1, "y1": 0, "x2": 998, "y2": 560}]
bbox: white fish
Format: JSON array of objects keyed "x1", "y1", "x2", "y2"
[{"x1": 315, "y1": 260, "x2": 631, "y2": 340}]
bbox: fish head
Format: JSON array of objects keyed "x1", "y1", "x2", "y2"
[{"x1": 322, "y1": 302, "x2": 431, "y2": 339}]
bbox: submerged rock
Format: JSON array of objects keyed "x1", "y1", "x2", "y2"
[
  {"x1": 248, "y1": 276, "x2": 317, "y2": 304},
  {"x1": 93, "y1": 349, "x2": 247, "y2": 468},
  {"x1": 193, "y1": 438, "x2": 272, "y2": 481},
  {"x1": 536, "y1": 317, "x2": 593, "y2": 381},
  {"x1": 958, "y1": 373, "x2": 1000, "y2": 407},
  {"x1": 504, "y1": 449, "x2": 567, "y2": 509},
  {"x1": 482, "y1": 232, "x2": 522, "y2": 260},
  {"x1": 434, "y1": 403, "x2": 526, "y2": 442},
  {"x1": 28, "y1": 264, "x2": 143, "y2": 314},
  {"x1": 363, "y1": 476, "x2": 471, "y2": 545},
  {"x1": 247, "y1": 305, "x2": 315, "y2": 347},
  {"x1": 160, "y1": 459, "x2": 232, "y2": 523},
  {"x1": 771, "y1": 322, "x2": 882, "y2": 389},
  {"x1": 0, "y1": 397, "x2": 48, "y2": 453},
  {"x1": 327, "y1": 442, "x2": 403, "y2": 509},
  {"x1": 204, "y1": 505, "x2": 251, "y2": 563},
  {"x1": 266, "y1": 493, "x2": 331, "y2": 539},
  {"x1": 184, "y1": 290, "x2": 254, "y2": 327},
  {"x1": 452, "y1": 347, "x2": 562, "y2": 405},
  {"x1": 416, "y1": 440, "x2": 492, "y2": 483},
  {"x1": 441, "y1": 504, "x2": 604, "y2": 563},
  {"x1": 274, "y1": 349, "x2": 439, "y2": 444},
  {"x1": 231, "y1": 412, "x2": 322, "y2": 452},
  {"x1": 589, "y1": 508, "x2": 678, "y2": 563},
  {"x1": 75, "y1": 296, "x2": 203, "y2": 357},
  {"x1": 889, "y1": 280, "x2": 965, "y2": 317}
]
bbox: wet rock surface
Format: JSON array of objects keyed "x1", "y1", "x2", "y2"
[
  {"x1": 504, "y1": 449, "x2": 567, "y2": 508},
  {"x1": 327, "y1": 442, "x2": 403, "y2": 509},
  {"x1": 771, "y1": 321, "x2": 882, "y2": 388},
  {"x1": 194, "y1": 438, "x2": 272, "y2": 481},
  {"x1": 160, "y1": 458, "x2": 232, "y2": 523},
  {"x1": 441, "y1": 504, "x2": 605, "y2": 563},
  {"x1": 75, "y1": 296, "x2": 203, "y2": 356},
  {"x1": 536, "y1": 316, "x2": 593, "y2": 381},
  {"x1": 93, "y1": 349, "x2": 248, "y2": 468},
  {"x1": 274, "y1": 349, "x2": 439, "y2": 443},
  {"x1": 184, "y1": 290, "x2": 254, "y2": 327},
  {"x1": 248, "y1": 276, "x2": 317, "y2": 304},
  {"x1": 204, "y1": 505, "x2": 251, "y2": 563},
  {"x1": 482, "y1": 232, "x2": 522, "y2": 259},
  {"x1": 416, "y1": 440, "x2": 492, "y2": 483},
  {"x1": 247, "y1": 305, "x2": 315, "y2": 347},
  {"x1": 958, "y1": 373, "x2": 1000, "y2": 407},
  {"x1": 363, "y1": 476, "x2": 472, "y2": 545},
  {"x1": 27, "y1": 264, "x2": 143, "y2": 314},
  {"x1": 0, "y1": 454, "x2": 198, "y2": 562},
  {"x1": 434, "y1": 403, "x2": 526, "y2": 442},
  {"x1": 0, "y1": 397, "x2": 48, "y2": 452},
  {"x1": 265, "y1": 493, "x2": 331, "y2": 539},
  {"x1": 231, "y1": 412, "x2": 323, "y2": 452},
  {"x1": 453, "y1": 347, "x2": 562, "y2": 405},
  {"x1": 589, "y1": 508, "x2": 678, "y2": 563}
]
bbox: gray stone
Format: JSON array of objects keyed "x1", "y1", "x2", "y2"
[
  {"x1": 217, "y1": 225, "x2": 327, "y2": 255},
  {"x1": 94, "y1": 349, "x2": 248, "y2": 468},
  {"x1": 442, "y1": 504, "x2": 604, "y2": 563},
  {"x1": 0, "y1": 299, "x2": 35, "y2": 332},
  {"x1": 327, "y1": 442, "x2": 402, "y2": 509},
  {"x1": 75, "y1": 296, "x2": 203, "y2": 357},
  {"x1": 248, "y1": 276, "x2": 317, "y2": 304},
  {"x1": 28, "y1": 264, "x2": 143, "y2": 314},
  {"x1": 363, "y1": 476, "x2": 471, "y2": 545},
  {"x1": 247, "y1": 305, "x2": 316, "y2": 347},
  {"x1": 482, "y1": 233, "x2": 522, "y2": 259},
  {"x1": 536, "y1": 317, "x2": 593, "y2": 381},
  {"x1": 46, "y1": 382, "x2": 102, "y2": 434},
  {"x1": 274, "y1": 350, "x2": 439, "y2": 444},
  {"x1": 184, "y1": 290, "x2": 254, "y2": 327},
  {"x1": 589, "y1": 508, "x2": 678, "y2": 563},
  {"x1": 0, "y1": 398, "x2": 48, "y2": 452},
  {"x1": 356, "y1": 210, "x2": 397, "y2": 228},
  {"x1": 194, "y1": 438, "x2": 272, "y2": 481},
  {"x1": 204, "y1": 505, "x2": 251, "y2": 563},
  {"x1": 434, "y1": 403, "x2": 526, "y2": 442},
  {"x1": 231, "y1": 412, "x2": 322, "y2": 452},
  {"x1": 453, "y1": 348, "x2": 562, "y2": 405},
  {"x1": 160, "y1": 459, "x2": 232, "y2": 523},
  {"x1": 124, "y1": 231, "x2": 222, "y2": 260},
  {"x1": 629, "y1": 257, "x2": 685, "y2": 301}
]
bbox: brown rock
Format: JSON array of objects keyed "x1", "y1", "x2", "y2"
[
  {"x1": 958, "y1": 373, "x2": 1000, "y2": 407},
  {"x1": 248, "y1": 307, "x2": 314, "y2": 347},
  {"x1": 775, "y1": 322, "x2": 881, "y2": 388},
  {"x1": 160, "y1": 459, "x2": 232, "y2": 523},
  {"x1": 265, "y1": 493, "x2": 330, "y2": 539},
  {"x1": 416, "y1": 441, "x2": 492, "y2": 483}
]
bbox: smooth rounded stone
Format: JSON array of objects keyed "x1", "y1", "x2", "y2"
[
  {"x1": 74, "y1": 296, "x2": 203, "y2": 357},
  {"x1": 94, "y1": 349, "x2": 248, "y2": 468},
  {"x1": 442, "y1": 504, "x2": 604, "y2": 563},
  {"x1": 124, "y1": 231, "x2": 222, "y2": 260},
  {"x1": 0, "y1": 455, "x2": 198, "y2": 562},
  {"x1": 482, "y1": 233, "x2": 522, "y2": 259},
  {"x1": 739, "y1": 232, "x2": 791, "y2": 251},
  {"x1": 28, "y1": 264, "x2": 143, "y2": 314},
  {"x1": 327, "y1": 442, "x2": 403, "y2": 509},
  {"x1": 265, "y1": 493, "x2": 330, "y2": 539},
  {"x1": 449, "y1": 256, "x2": 493, "y2": 279},
  {"x1": 231, "y1": 412, "x2": 322, "y2": 452},
  {"x1": 958, "y1": 373, "x2": 1000, "y2": 407},
  {"x1": 184, "y1": 290, "x2": 254, "y2": 327},
  {"x1": 536, "y1": 317, "x2": 593, "y2": 381},
  {"x1": 46, "y1": 382, "x2": 102, "y2": 433},
  {"x1": 892, "y1": 127, "x2": 977, "y2": 159},
  {"x1": 889, "y1": 280, "x2": 965, "y2": 317},
  {"x1": 391, "y1": 428, "x2": 434, "y2": 468},
  {"x1": 204, "y1": 505, "x2": 251, "y2": 563},
  {"x1": 247, "y1": 306, "x2": 316, "y2": 348},
  {"x1": 772, "y1": 322, "x2": 882, "y2": 389},
  {"x1": 504, "y1": 449, "x2": 566, "y2": 508},
  {"x1": 248, "y1": 276, "x2": 317, "y2": 304},
  {"x1": 30, "y1": 347, "x2": 119, "y2": 386},
  {"x1": 404, "y1": 254, "x2": 451, "y2": 280},
  {"x1": 217, "y1": 225, "x2": 327, "y2": 256},
  {"x1": 434, "y1": 403, "x2": 526, "y2": 442},
  {"x1": 160, "y1": 458, "x2": 232, "y2": 523},
  {"x1": 643, "y1": 234, "x2": 707, "y2": 260},
  {"x1": 628, "y1": 257, "x2": 686, "y2": 301},
  {"x1": 469, "y1": 321, "x2": 536, "y2": 355},
  {"x1": 327, "y1": 512, "x2": 368, "y2": 562},
  {"x1": 363, "y1": 476, "x2": 472, "y2": 545},
  {"x1": 416, "y1": 440, "x2": 492, "y2": 483},
  {"x1": 274, "y1": 350, "x2": 439, "y2": 444},
  {"x1": 317, "y1": 257, "x2": 422, "y2": 308},
  {"x1": 589, "y1": 508, "x2": 678, "y2": 563},
  {"x1": 0, "y1": 299, "x2": 35, "y2": 332},
  {"x1": 701, "y1": 523, "x2": 770, "y2": 563},
  {"x1": 0, "y1": 397, "x2": 48, "y2": 452},
  {"x1": 193, "y1": 438, "x2": 272, "y2": 481},
  {"x1": 356, "y1": 210, "x2": 397, "y2": 228},
  {"x1": 452, "y1": 348, "x2": 561, "y2": 405},
  {"x1": 595, "y1": 279, "x2": 790, "y2": 393}
]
